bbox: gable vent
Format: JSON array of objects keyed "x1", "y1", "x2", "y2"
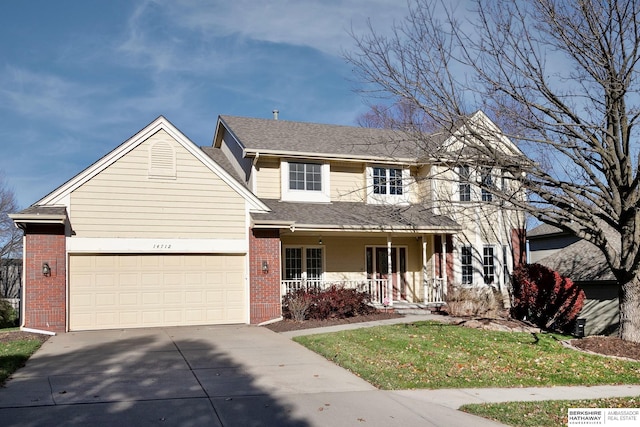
[{"x1": 148, "y1": 141, "x2": 176, "y2": 179}]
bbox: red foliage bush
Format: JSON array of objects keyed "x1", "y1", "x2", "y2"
[
  {"x1": 510, "y1": 263, "x2": 585, "y2": 333},
  {"x1": 282, "y1": 285, "x2": 374, "y2": 321}
]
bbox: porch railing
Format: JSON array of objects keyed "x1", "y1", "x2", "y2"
[
  {"x1": 281, "y1": 279, "x2": 392, "y2": 305},
  {"x1": 423, "y1": 278, "x2": 446, "y2": 304}
]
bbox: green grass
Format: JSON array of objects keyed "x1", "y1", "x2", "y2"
[
  {"x1": 461, "y1": 396, "x2": 640, "y2": 427},
  {"x1": 294, "y1": 321, "x2": 640, "y2": 389},
  {"x1": 0, "y1": 334, "x2": 45, "y2": 385}
]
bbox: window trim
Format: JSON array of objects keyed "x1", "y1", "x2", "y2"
[
  {"x1": 458, "y1": 165, "x2": 471, "y2": 202},
  {"x1": 367, "y1": 165, "x2": 410, "y2": 204},
  {"x1": 281, "y1": 160, "x2": 330, "y2": 202},
  {"x1": 483, "y1": 245, "x2": 496, "y2": 285},
  {"x1": 282, "y1": 245, "x2": 325, "y2": 281},
  {"x1": 481, "y1": 167, "x2": 494, "y2": 202},
  {"x1": 460, "y1": 245, "x2": 474, "y2": 285}
]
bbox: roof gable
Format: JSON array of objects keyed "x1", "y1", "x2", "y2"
[
  {"x1": 439, "y1": 111, "x2": 524, "y2": 159},
  {"x1": 36, "y1": 116, "x2": 268, "y2": 212}
]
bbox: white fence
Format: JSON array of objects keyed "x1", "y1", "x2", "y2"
[{"x1": 281, "y1": 279, "x2": 392, "y2": 305}]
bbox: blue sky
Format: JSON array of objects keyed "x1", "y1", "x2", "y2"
[{"x1": 0, "y1": 0, "x2": 413, "y2": 208}]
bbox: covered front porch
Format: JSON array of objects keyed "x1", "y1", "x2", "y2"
[{"x1": 278, "y1": 233, "x2": 451, "y2": 306}]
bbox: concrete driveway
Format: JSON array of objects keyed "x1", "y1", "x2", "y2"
[{"x1": 0, "y1": 325, "x2": 505, "y2": 426}]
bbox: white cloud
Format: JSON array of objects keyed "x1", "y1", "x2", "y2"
[
  {"x1": 160, "y1": 0, "x2": 407, "y2": 56},
  {"x1": 0, "y1": 66, "x2": 104, "y2": 126}
]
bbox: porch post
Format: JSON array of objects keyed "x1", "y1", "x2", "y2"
[
  {"x1": 387, "y1": 235, "x2": 393, "y2": 307},
  {"x1": 441, "y1": 233, "x2": 448, "y2": 291},
  {"x1": 422, "y1": 235, "x2": 428, "y2": 303}
]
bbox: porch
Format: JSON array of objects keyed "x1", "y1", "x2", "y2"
[
  {"x1": 280, "y1": 277, "x2": 447, "y2": 306},
  {"x1": 277, "y1": 230, "x2": 453, "y2": 305}
]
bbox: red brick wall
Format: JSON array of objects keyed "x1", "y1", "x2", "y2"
[
  {"x1": 23, "y1": 224, "x2": 66, "y2": 333},
  {"x1": 434, "y1": 235, "x2": 454, "y2": 283},
  {"x1": 249, "y1": 228, "x2": 281, "y2": 324},
  {"x1": 511, "y1": 228, "x2": 526, "y2": 268}
]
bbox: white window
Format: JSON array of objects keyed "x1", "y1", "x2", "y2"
[
  {"x1": 458, "y1": 165, "x2": 471, "y2": 202},
  {"x1": 483, "y1": 246, "x2": 495, "y2": 284},
  {"x1": 481, "y1": 167, "x2": 494, "y2": 202},
  {"x1": 283, "y1": 247, "x2": 324, "y2": 281},
  {"x1": 373, "y1": 167, "x2": 403, "y2": 195},
  {"x1": 367, "y1": 166, "x2": 409, "y2": 204},
  {"x1": 461, "y1": 246, "x2": 474, "y2": 284},
  {"x1": 289, "y1": 162, "x2": 322, "y2": 191},
  {"x1": 281, "y1": 161, "x2": 330, "y2": 202}
]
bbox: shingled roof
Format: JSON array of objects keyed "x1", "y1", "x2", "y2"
[
  {"x1": 217, "y1": 115, "x2": 438, "y2": 161},
  {"x1": 252, "y1": 199, "x2": 460, "y2": 232},
  {"x1": 529, "y1": 223, "x2": 618, "y2": 283},
  {"x1": 535, "y1": 239, "x2": 616, "y2": 283}
]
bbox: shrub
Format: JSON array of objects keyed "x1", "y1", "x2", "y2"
[
  {"x1": 510, "y1": 263, "x2": 585, "y2": 333},
  {"x1": 445, "y1": 285, "x2": 504, "y2": 318},
  {"x1": 282, "y1": 289, "x2": 314, "y2": 321},
  {"x1": 282, "y1": 285, "x2": 374, "y2": 321},
  {"x1": 0, "y1": 299, "x2": 18, "y2": 329}
]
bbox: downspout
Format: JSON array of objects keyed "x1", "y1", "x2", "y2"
[
  {"x1": 19, "y1": 233, "x2": 25, "y2": 328},
  {"x1": 387, "y1": 235, "x2": 393, "y2": 307}
]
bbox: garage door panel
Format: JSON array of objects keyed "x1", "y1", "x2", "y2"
[{"x1": 70, "y1": 254, "x2": 246, "y2": 330}]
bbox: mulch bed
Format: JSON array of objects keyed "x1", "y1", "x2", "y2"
[
  {"x1": 570, "y1": 336, "x2": 640, "y2": 361},
  {"x1": 264, "y1": 310, "x2": 402, "y2": 333}
]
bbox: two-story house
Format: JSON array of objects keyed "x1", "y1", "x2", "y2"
[{"x1": 11, "y1": 112, "x2": 525, "y2": 333}]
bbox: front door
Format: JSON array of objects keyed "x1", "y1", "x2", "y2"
[{"x1": 367, "y1": 247, "x2": 407, "y2": 302}]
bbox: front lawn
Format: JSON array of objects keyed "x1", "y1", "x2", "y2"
[
  {"x1": 294, "y1": 321, "x2": 640, "y2": 389},
  {"x1": 461, "y1": 396, "x2": 640, "y2": 427},
  {"x1": 0, "y1": 330, "x2": 48, "y2": 385}
]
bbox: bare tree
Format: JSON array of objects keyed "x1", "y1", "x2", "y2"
[
  {"x1": 346, "y1": 0, "x2": 640, "y2": 342},
  {"x1": 0, "y1": 173, "x2": 22, "y2": 298}
]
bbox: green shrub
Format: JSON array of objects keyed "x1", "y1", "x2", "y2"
[{"x1": 0, "y1": 299, "x2": 18, "y2": 329}]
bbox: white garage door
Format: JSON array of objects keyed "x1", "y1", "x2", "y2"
[{"x1": 69, "y1": 254, "x2": 246, "y2": 331}]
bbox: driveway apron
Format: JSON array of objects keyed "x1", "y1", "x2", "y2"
[{"x1": 0, "y1": 325, "x2": 505, "y2": 426}]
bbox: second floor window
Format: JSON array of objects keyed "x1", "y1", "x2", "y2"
[
  {"x1": 289, "y1": 162, "x2": 322, "y2": 191},
  {"x1": 459, "y1": 165, "x2": 471, "y2": 202},
  {"x1": 373, "y1": 167, "x2": 403, "y2": 195},
  {"x1": 481, "y1": 168, "x2": 494, "y2": 202}
]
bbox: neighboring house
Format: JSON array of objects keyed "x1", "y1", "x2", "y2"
[
  {"x1": 10, "y1": 112, "x2": 525, "y2": 333},
  {"x1": 528, "y1": 224, "x2": 619, "y2": 336}
]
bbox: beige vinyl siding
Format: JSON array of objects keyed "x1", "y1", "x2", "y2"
[
  {"x1": 70, "y1": 130, "x2": 247, "y2": 239},
  {"x1": 330, "y1": 162, "x2": 366, "y2": 202},
  {"x1": 410, "y1": 165, "x2": 432, "y2": 204},
  {"x1": 254, "y1": 158, "x2": 280, "y2": 199}
]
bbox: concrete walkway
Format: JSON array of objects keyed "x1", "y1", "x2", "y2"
[{"x1": 1, "y1": 314, "x2": 638, "y2": 426}]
